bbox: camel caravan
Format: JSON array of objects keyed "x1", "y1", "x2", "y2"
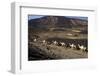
[{"x1": 31, "y1": 38, "x2": 88, "y2": 53}]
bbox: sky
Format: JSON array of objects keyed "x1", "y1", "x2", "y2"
[
  {"x1": 28, "y1": 15, "x2": 44, "y2": 20},
  {"x1": 28, "y1": 15, "x2": 88, "y2": 20}
]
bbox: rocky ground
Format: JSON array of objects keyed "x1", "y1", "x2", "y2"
[{"x1": 28, "y1": 41, "x2": 88, "y2": 61}]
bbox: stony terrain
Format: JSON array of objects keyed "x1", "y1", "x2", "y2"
[{"x1": 28, "y1": 41, "x2": 87, "y2": 60}]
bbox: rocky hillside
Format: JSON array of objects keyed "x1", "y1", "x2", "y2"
[{"x1": 28, "y1": 16, "x2": 88, "y2": 28}]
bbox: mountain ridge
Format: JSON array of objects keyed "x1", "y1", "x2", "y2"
[{"x1": 28, "y1": 16, "x2": 88, "y2": 28}]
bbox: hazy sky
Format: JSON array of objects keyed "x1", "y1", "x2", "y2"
[
  {"x1": 28, "y1": 16, "x2": 44, "y2": 20},
  {"x1": 28, "y1": 15, "x2": 88, "y2": 20}
]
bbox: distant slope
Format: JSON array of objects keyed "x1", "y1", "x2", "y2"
[{"x1": 28, "y1": 16, "x2": 88, "y2": 28}]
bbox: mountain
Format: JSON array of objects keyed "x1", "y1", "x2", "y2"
[{"x1": 28, "y1": 16, "x2": 88, "y2": 28}]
